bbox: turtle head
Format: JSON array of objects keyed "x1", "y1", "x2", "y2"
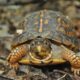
[{"x1": 29, "y1": 37, "x2": 52, "y2": 61}]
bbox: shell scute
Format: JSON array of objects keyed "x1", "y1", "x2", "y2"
[{"x1": 12, "y1": 10, "x2": 79, "y2": 50}]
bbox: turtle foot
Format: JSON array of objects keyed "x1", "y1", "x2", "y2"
[
  {"x1": 8, "y1": 62, "x2": 19, "y2": 70},
  {"x1": 71, "y1": 67, "x2": 80, "y2": 75}
]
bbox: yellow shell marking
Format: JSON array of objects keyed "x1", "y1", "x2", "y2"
[{"x1": 39, "y1": 11, "x2": 44, "y2": 32}]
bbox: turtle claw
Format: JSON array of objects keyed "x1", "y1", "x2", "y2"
[
  {"x1": 71, "y1": 67, "x2": 80, "y2": 75},
  {"x1": 8, "y1": 63, "x2": 19, "y2": 70}
]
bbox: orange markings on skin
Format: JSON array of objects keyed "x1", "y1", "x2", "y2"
[{"x1": 8, "y1": 45, "x2": 27, "y2": 64}]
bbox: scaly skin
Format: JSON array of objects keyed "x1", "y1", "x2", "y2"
[
  {"x1": 7, "y1": 44, "x2": 80, "y2": 75},
  {"x1": 7, "y1": 44, "x2": 28, "y2": 69},
  {"x1": 61, "y1": 45, "x2": 80, "y2": 75}
]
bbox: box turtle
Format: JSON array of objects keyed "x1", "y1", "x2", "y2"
[{"x1": 7, "y1": 10, "x2": 80, "y2": 75}]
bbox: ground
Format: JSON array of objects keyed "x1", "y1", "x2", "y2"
[{"x1": 0, "y1": 0, "x2": 80, "y2": 80}]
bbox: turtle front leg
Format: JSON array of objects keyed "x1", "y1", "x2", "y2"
[
  {"x1": 7, "y1": 45, "x2": 29, "y2": 70},
  {"x1": 61, "y1": 45, "x2": 80, "y2": 75}
]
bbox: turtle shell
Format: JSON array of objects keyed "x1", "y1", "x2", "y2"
[{"x1": 12, "y1": 10, "x2": 79, "y2": 50}]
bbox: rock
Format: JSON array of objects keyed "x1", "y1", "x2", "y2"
[
  {"x1": 0, "y1": 76, "x2": 13, "y2": 80},
  {"x1": 47, "y1": 70, "x2": 75, "y2": 80},
  {"x1": 6, "y1": 69, "x2": 17, "y2": 79}
]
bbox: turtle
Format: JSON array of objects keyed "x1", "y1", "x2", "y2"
[{"x1": 7, "y1": 10, "x2": 80, "y2": 75}]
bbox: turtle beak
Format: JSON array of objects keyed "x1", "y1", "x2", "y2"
[{"x1": 37, "y1": 45, "x2": 42, "y2": 52}]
